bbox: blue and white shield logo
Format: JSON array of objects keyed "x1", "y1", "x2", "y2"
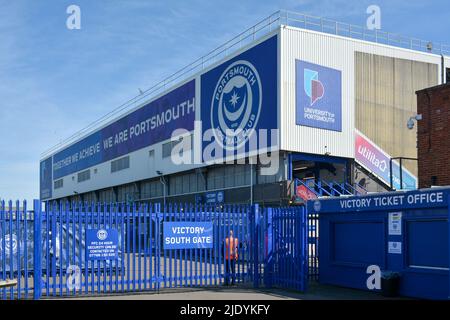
[
  {"x1": 97, "y1": 229, "x2": 108, "y2": 241},
  {"x1": 211, "y1": 60, "x2": 262, "y2": 150}
]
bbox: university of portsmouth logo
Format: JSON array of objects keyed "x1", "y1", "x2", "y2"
[
  {"x1": 304, "y1": 69, "x2": 324, "y2": 106},
  {"x1": 211, "y1": 60, "x2": 262, "y2": 150},
  {"x1": 296, "y1": 60, "x2": 342, "y2": 132}
]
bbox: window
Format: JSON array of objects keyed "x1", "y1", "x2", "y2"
[
  {"x1": 111, "y1": 156, "x2": 130, "y2": 173},
  {"x1": 54, "y1": 179, "x2": 63, "y2": 189},
  {"x1": 77, "y1": 170, "x2": 90, "y2": 183},
  {"x1": 162, "y1": 135, "x2": 192, "y2": 158}
]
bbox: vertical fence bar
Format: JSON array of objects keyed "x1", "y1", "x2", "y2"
[
  {"x1": 184, "y1": 203, "x2": 188, "y2": 287},
  {"x1": 114, "y1": 203, "x2": 119, "y2": 293},
  {"x1": 252, "y1": 204, "x2": 259, "y2": 288},
  {"x1": 209, "y1": 207, "x2": 212, "y2": 286},
  {"x1": 79, "y1": 203, "x2": 84, "y2": 295},
  {"x1": 168, "y1": 203, "x2": 172, "y2": 288},
  {"x1": 194, "y1": 203, "x2": 198, "y2": 286},
  {"x1": 190, "y1": 203, "x2": 194, "y2": 287},
  {"x1": 71, "y1": 203, "x2": 76, "y2": 296},
  {"x1": 8, "y1": 201, "x2": 13, "y2": 300},
  {"x1": 24, "y1": 201, "x2": 29, "y2": 298},
  {"x1": 108, "y1": 203, "x2": 113, "y2": 294},
  {"x1": 33, "y1": 200, "x2": 42, "y2": 300},
  {"x1": 143, "y1": 204, "x2": 148, "y2": 290},
  {"x1": 1, "y1": 201, "x2": 5, "y2": 300},
  {"x1": 95, "y1": 203, "x2": 100, "y2": 294},
  {"x1": 126, "y1": 203, "x2": 131, "y2": 292},
  {"x1": 132, "y1": 203, "x2": 136, "y2": 292},
  {"x1": 15, "y1": 201, "x2": 20, "y2": 299},
  {"x1": 51, "y1": 203, "x2": 57, "y2": 296},
  {"x1": 87, "y1": 202, "x2": 92, "y2": 295},
  {"x1": 149, "y1": 204, "x2": 153, "y2": 290},
  {"x1": 120, "y1": 203, "x2": 125, "y2": 292}
]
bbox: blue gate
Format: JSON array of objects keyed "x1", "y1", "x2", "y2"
[
  {"x1": 0, "y1": 200, "x2": 308, "y2": 299},
  {"x1": 264, "y1": 207, "x2": 308, "y2": 292}
]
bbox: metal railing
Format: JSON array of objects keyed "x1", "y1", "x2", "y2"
[{"x1": 41, "y1": 9, "x2": 450, "y2": 158}]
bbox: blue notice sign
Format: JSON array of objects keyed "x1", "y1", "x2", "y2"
[
  {"x1": 205, "y1": 191, "x2": 224, "y2": 204},
  {"x1": 40, "y1": 157, "x2": 53, "y2": 200},
  {"x1": 164, "y1": 222, "x2": 213, "y2": 249},
  {"x1": 86, "y1": 228, "x2": 119, "y2": 260}
]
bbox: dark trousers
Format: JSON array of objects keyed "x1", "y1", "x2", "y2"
[{"x1": 225, "y1": 259, "x2": 236, "y2": 285}]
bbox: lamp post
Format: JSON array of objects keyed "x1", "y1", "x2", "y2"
[{"x1": 156, "y1": 171, "x2": 166, "y2": 209}]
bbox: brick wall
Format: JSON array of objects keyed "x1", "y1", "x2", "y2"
[{"x1": 416, "y1": 83, "x2": 450, "y2": 188}]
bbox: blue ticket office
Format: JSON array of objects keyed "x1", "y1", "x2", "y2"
[{"x1": 307, "y1": 187, "x2": 450, "y2": 300}]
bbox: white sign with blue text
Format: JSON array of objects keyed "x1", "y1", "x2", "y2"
[
  {"x1": 388, "y1": 241, "x2": 402, "y2": 254},
  {"x1": 388, "y1": 212, "x2": 402, "y2": 236},
  {"x1": 164, "y1": 222, "x2": 213, "y2": 249},
  {"x1": 86, "y1": 228, "x2": 119, "y2": 260}
]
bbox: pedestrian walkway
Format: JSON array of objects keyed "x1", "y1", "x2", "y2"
[{"x1": 57, "y1": 283, "x2": 409, "y2": 300}]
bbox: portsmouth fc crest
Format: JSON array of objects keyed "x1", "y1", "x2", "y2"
[{"x1": 211, "y1": 60, "x2": 262, "y2": 150}]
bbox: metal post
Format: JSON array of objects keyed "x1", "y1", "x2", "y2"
[
  {"x1": 399, "y1": 158, "x2": 403, "y2": 190},
  {"x1": 33, "y1": 200, "x2": 42, "y2": 300},
  {"x1": 389, "y1": 158, "x2": 394, "y2": 190},
  {"x1": 252, "y1": 204, "x2": 260, "y2": 288},
  {"x1": 250, "y1": 163, "x2": 253, "y2": 206},
  {"x1": 155, "y1": 203, "x2": 161, "y2": 293},
  {"x1": 264, "y1": 208, "x2": 273, "y2": 288},
  {"x1": 448, "y1": 195, "x2": 450, "y2": 300}
]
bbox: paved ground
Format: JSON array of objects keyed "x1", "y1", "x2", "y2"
[{"x1": 56, "y1": 282, "x2": 407, "y2": 300}]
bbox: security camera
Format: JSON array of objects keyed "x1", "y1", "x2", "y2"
[{"x1": 407, "y1": 114, "x2": 423, "y2": 130}]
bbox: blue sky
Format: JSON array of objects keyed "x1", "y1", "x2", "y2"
[{"x1": 0, "y1": 0, "x2": 449, "y2": 202}]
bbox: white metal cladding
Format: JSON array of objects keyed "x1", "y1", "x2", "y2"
[{"x1": 280, "y1": 26, "x2": 443, "y2": 158}]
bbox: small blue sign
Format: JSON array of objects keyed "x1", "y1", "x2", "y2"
[
  {"x1": 86, "y1": 228, "x2": 119, "y2": 260},
  {"x1": 40, "y1": 157, "x2": 53, "y2": 200},
  {"x1": 296, "y1": 60, "x2": 342, "y2": 132},
  {"x1": 164, "y1": 222, "x2": 213, "y2": 249},
  {"x1": 205, "y1": 191, "x2": 225, "y2": 204}
]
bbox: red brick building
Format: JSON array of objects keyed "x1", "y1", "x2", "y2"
[{"x1": 416, "y1": 83, "x2": 450, "y2": 188}]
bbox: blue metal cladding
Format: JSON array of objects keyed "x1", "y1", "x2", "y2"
[
  {"x1": 49, "y1": 79, "x2": 195, "y2": 181},
  {"x1": 310, "y1": 187, "x2": 450, "y2": 300},
  {"x1": 200, "y1": 35, "x2": 278, "y2": 159}
]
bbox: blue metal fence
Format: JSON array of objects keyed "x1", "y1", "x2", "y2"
[{"x1": 1, "y1": 200, "x2": 308, "y2": 299}]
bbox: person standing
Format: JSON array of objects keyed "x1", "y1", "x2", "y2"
[{"x1": 223, "y1": 230, "x2": 239, "y2": 286}]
